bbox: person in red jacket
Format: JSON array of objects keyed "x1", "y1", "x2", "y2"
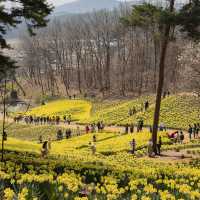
[{"x1": 86, "y1": 125, "x2": 90, "y2": 134}]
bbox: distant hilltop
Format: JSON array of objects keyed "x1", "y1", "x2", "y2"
[
  {"x1": 53, "y1": 0, "x2": 185, "y2": 16},
  {"x1": 53, "y1": 0, "x2": 141, "y2": 15}
]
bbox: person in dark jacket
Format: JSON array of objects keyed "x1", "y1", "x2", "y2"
[
  {"x1": 41, "y1": 141, "x2": 48, "y2": 157},
  {"x1": 180, "y1": 131, "x2": 184, "y2": 144},
  {"x1": 130, "y1": 139, "x2": 136, "y2": 154},
  {"x1": 188, "y1": 125, "x2": 193, "y2": 140},
  {"x1": 125, "y1": 124, "x2": 129, "y2": 134},
  {"x1": 157, "y1": 137, "x2": 162, "y2": 155}
]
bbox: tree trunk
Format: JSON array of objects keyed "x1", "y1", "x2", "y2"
[{"x1": 152, "y1": 0, "x2": 175, "y2": 153}]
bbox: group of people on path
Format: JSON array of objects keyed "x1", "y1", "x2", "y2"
[
  {"x1": 124, "y1": 119, "x2": 144, "y2": 134},
  {"x1": 163, "y1": 91, "x2": 170, "y2": 98},
  {"x1": 40, "y1": 122, "x2": 200, "y2": 158},
  {"x1": 16, "y1": 115, "x2": 72, "y2": 125},
  {"x1": 14, "y1": 114, "x2": 72, "y2": 126},
  {"x1": 188, "y1": 123, "x2": 200, "y2": 140},
  {"x1": 55, "y1": 121, "x2": 105, "y2": 141},
  {"x1": 56, "y1": 127, "x2": 79, "y2": 140},
  {"x1": 168, "y1": 130, "x2": 185, "y2": 144}
]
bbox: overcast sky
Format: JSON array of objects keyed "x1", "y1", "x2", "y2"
[
  {"x1": 48, "y1": 0, "x2": 188, "y2": 7},
  {"x1": 5, "y1": 0, "x2": 189, "y2": 9},
  {"x1": 48, "y1": 0, "x2": 133, "y2": 7}
]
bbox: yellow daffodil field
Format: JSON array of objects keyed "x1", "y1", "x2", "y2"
[
  {"x1": 1, "y1": 124, "x2": 200, "y2": 200},
  {"x1": 21, "y1": 95, "x2": 199, "y2": 129},
  {"x1": 0, "y1": 94, "x2": 200, "y2": 199},
  {"x1": 26, "y1": 100, "x2": 92, "y2": 122},
  {"x1": 1, "y1": 139, "x2": 200, "y2": 200}
]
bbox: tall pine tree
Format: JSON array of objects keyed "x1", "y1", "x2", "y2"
[{"x1": 122, "y1": 0, "x2": 200, "y2": 153}]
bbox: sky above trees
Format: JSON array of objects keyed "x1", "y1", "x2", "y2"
[
  {"x1": 48, "y1": 0, "x2": 188, "y2": 7},
  {"x1": 49, "y1": 0, "x2": 135, "y2": 7}
]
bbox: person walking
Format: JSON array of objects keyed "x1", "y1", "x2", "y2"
[
  {"x1": 86, "y1": 125, "x2": 90, "y2": 134},
  {"x1": 196, "y1": 123, "x2": 200, "y2": 138},
  {"x1": 148, "y1": 139, "x2": 153, "y2": 157},
  {"x1": 144, "y1": 101, "x2": 149, "y2": 111},
  {"x1": 157, "y1": 137, "x2": 162, "y2": 155},
  {"x1": 193, "y1": 124, "x2": 197, "y2": 139},
  {"x1": 90, "y1": 142, "x2": 96, "y2": 155},
  {"x1": 65, "y1": 129, "x2": 70, "y2": 139},
  {"x1": 188, "y1": 125, "x2": 193, "y2": 140},
  {"x1": 130, "y1": 124, "x2": 134, "y2": 133},
  {"x1": 176, "y1": 131, "x2": 180, "y2": 143},
  {"x1": 140, "y1": 119, "x2": 144, "y2": 131},
  {"x1": 97, "y1": 122, "x2": 101, "y2": 132},
  {"x1": 93, "y1": 135, "x2": 97, "y2": 143},
  {"x1": 63, "y1": 115, "x2": 67, "y2": 124},
  {"x1": 76, "y1": 126, "x2": 81, "y2": 136},
  {"x1": 57, "y1": 129, "x2": 63, "y2": 140},
  {"x1": 180, "y1": 131, "x2": 184, "y2": 144},
  {"x1": 130, "y1": 139, "x2": 136, "y2": 154},
  {"x1": 125, "y1": 124, "x2": 129, "y2": 134},
  {"x1": 41, "y1": 141, "x2": 48, "y2": 158}
]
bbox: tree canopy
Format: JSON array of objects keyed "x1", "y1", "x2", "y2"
[
  {"x1": 122, "y1": 0, "x2": 200, "y2": 153},
  {"x1": 122, "y1": 0, "x2": 200, "y2": 40},
  {"x1": 0, "y1": 0, "x2": 53, "y2": 79}
]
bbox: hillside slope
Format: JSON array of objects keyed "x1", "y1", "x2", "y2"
[
  {"x1": 26, "y1": 99, "x2": 92, "y2": 121},
  {"x1": 54, "y1": 0, "x2": 120, "y2": 14},
  {"x1": 19, "y1": 94, "x2": 199, "y2": 129},
  {"x1": 122, "y1": 95, "x2": 199, "y2": 129}
]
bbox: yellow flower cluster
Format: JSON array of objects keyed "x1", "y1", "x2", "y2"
[
  {"x1": 4, "y1": 188, "x2": 15, "y2": 200},
  {"x1": 17, "y1": 173, "x2": 54, "y2": 184},
  {"x1": 57, "y1": 173, "x2": 82, "y2": 192},
  {"x1": 18, "y1": 187, "x2": 28, "y2": 200}
]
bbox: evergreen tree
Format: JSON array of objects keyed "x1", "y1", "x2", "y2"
[
  {"x1": 0, "y1": 0, "x2": 53, "y2": 79},
  {"x1": 122, "y1": 0, "x2": 200, "y2": 153}
]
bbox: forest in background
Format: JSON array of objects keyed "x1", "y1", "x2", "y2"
[{"x1": 17, "y1": 3, "x2": 199, "y2": 99}]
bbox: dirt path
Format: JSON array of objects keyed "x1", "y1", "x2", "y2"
[
  {"x1": 141, "y1": 146, "x2": 200, "y2": 163},
  {"x1": 0, "y1": 114, "x2": 124, "y2": 133},
  {"x1": 1, "y1": 114, "x2": 191, "y2": 137}
]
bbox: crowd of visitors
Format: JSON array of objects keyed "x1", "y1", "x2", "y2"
[
  {"x1": 12, "y1": 107, "x2": 199, "y2": 159},
  {"x1": 124, "y1": 119, "x2": 144, "y2": 134},
  {"x1": 39, "y1": 121, "x2": 200, "y2": 158},
  {"x1": 14, "y1": 115, "x2": 72, "y2": 125},
  {"x1": 42, "y1": 122, "x2": 105, "y2": 142}
]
